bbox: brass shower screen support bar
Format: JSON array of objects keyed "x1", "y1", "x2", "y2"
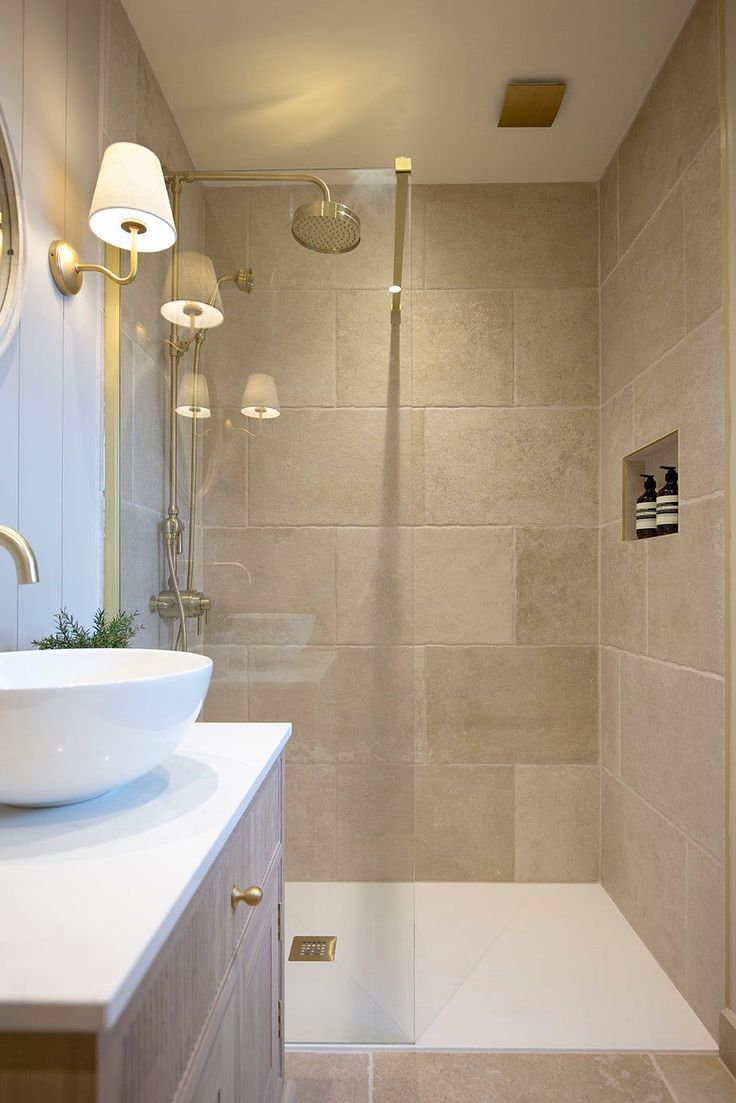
[
  {"x1": 392, "y1": 157, "x2": 411, "y2": 318},
  {"x1": 164, "y1": 169, "x2": 331, "y2": 201}
]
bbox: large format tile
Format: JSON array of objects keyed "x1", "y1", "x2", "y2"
[
  {"x1": 422, "y1": 183, "x2": 598, "y2": 289},
  {"x1": 203, "y1": 527, "x2": 336, "y2": 644},
  {"x1": 654, "y1": 1054, "x2": 736, "y2": 1103},
  {"x1": 600, "y1": 386, "x2": 633, "y2": 524},
  {"x1": 373, "y1": 1052, "x2": 673, "y2": 1103},
  {"x1": 285, "y1": 1052, "x2": 370, "y2": 1103},
  {"x1": 647, "y1": 496, "x2": 724, "y2": 674},
  {"x1": 515, "y1": 765, "x2": 600, "y2": 881},
  {"x1": 335, "y1": 765, "x2": 414, "y2": 880},
  {"x1": 600, "y1": 523, "x2": 647, "y2": 653},
  {"x1": 285, "y1": 764, "x2": 337, "y2": 881},
  {"x1": 425, "y1": 646, "x2": 597, "y2": 764},
  {"x1": 601, "y1": 189, "x2": 685, "y2": 402},
  {"x1": 600, "y1": 647, "x2": 620, "y2": 776},
  {"x1": 412, "y1": 290, "x2": 513, "y2": 406},
  {"x1": 414, "y1": 527, "x2": 514, "y2": 644},
  {"x1": 336, "y1": 290, "x2": 411, "y2": 407},
  {"x1": 103, "y1": 0, "x2": 139, "y2": 145},
  {"x1": 684, "y1": 843, "x2": 725, "y2": 1038},
  {"x1": 683, "y1": 129, "x2": 723, "y2": 331},
  {"x1": 336, "y1": 527, "x2": 412, "y2": 644},
  {"x1": 513, "y1": 289, "x2": 598, "y2": 406},
  {"x1": 424, "y1": 407, "x2": 598, "y2": 525},
  {"x1": 620, "y1": 653, "x2": 724, "y2": 858},
  {"x1": 414, "y1": 764, "x2": 514, "y2": 881},
  {"x1": 248, "y1": 645, "x2": 414, "y2": 764},
  {"x1": 602, "y1": 770, "x2": 687, "y2": 986},
  {"x1": 249, "y1": 409, "x2": 413, "y2": 525},
  {"x1": 617, "y1": 0, "x2": 719, "y2": 253},
  {"x1": 200, "y1": 408, "x2": 249, "y2": 528},
  {"x1": 599, "y1": 153, "x2": 619, "y2": 283},
  {"x1": 633, "y1": 310, "x2": 724, "y2": 501},
  {"x1": 515, "y1": 527, "x2": 598, "y2": 644}
]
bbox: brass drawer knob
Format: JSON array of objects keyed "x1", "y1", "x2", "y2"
[{"x1": 231, "y1": 885, "x2": 263, "y2": 910}]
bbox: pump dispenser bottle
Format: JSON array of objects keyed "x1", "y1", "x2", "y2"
[
  {"x1": 656, "y1": 466, "x2": 678, "y2": 535},
  {"x1": 636, "y1": 474, "x2": 658, "y2": 539}
]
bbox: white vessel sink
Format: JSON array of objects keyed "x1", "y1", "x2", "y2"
[{"x1": 0, "y1": 649, "x2": 212, "y2": 807}]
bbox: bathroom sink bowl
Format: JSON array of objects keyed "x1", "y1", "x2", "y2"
[{"x1": 0, "y1": 649, "x2": 212, "y2": 807}]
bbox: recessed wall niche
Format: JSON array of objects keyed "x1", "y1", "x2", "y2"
[{"x1": 622, "y1": 430, "x2": 679, "y2": 542}]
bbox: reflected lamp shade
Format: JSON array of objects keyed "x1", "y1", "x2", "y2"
[
  {"x1": 241, "y1": 373, "x2": 280, "y2": 419},
  {"x1": 176, "y1": 372, "x2": 211, "y2": 419},
  {"x1": 161, "y1": 251, "x2": 224, "y2": 329},
  {"x1": 88, "y1": 142, "x2": 176, "y2": 252}
]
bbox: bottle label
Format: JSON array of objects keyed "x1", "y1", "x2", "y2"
[
  {"x1": 657, "y1": 494, "x2": 678, "y2": 527},
  {"x1": 636, "y1": 502, "x2": 657, "y2": 530}
]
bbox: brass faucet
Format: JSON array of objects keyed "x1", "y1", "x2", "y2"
[{"x1": 0, "y1": 526, "x2": 39, "y2": 584}]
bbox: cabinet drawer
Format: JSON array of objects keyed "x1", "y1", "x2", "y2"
[{"x1": 98, "y1": 757, "x2": 283, "y2": 1103}]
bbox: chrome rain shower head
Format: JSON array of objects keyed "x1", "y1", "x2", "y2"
[{"x1": 291, "y1": 199, "x2": 361, "y2": 254}]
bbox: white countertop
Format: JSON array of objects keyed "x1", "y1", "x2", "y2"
[{"x1": 0, "y1": 722, "x2": 291, "y2": 1033}]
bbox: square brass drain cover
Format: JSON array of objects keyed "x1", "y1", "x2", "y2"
[{"x1": 289, "y1": 936, "x2": 337, "y2": 962}]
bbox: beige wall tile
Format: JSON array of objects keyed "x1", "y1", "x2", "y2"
[
  {"x1": 410, "y1": 185, "x2": 426, "y2": 289},
  {"x1": 205, "y1": 188, "x2": 249, "y2": 284},
  {"x1": 285, "y1": 764, "x2": 337, "y2": 881},
  {"x1": 120, "y1": 502, "x2": 165, "y2": 647},
  {"x1": 135, "y1": 45, "x2": 193, "y2": 171},
  {"x1": 600, "y1": 523, "x2": 647, "y2": 652},
  {"x1": 425, "y1": 646, "x2": 597, "y2": 764},
  {"x1": 633, "y1": 311, "x2": 724, "y2": 500},
  {"x1": 515, "y1": 765, "x2": 600, "y2": 882},
  {"x1": 200, "y1": 408, "x2": 248, "y2": 528},
  {"x1": 515, "y1": 528, "x2": 598, "y2": 645},
  {"x1": 249, "y1": 409, "x2": 413, "y2": 525},
  {"x1": 600, "y1": 648, "x2": 620, "y2": 776},
  {"x1": 373, "y1": 1052, "x2": 673, "y2": 1103},
  {"x1": 514, "y1": 290, "x2": 599, "y2": 407},
  {"x1": 424, "y1": 408, "x2": 598, "y2": 525},
  {"x1": 620, "y1": 654, "x2": 724, "y2": 858},
  {"x1": 414, "y1": 527, "x2": 514, "y2": 644},
  {"x1": 647, "y1": 496, "x2": 724, "y2": 674},
  {"x1": 599, "y1": 153, "x2": 619, "y2": 284},
  {"x1": 336, "y1": 527, "x2": 412, "y2": 644},
  {"x1": 617, "y1": 0, "x2": 719, "y2": 253},
  {"x1": 412, "y1": 290, "x2": 513, "y2": 406},
  {"x1": 422, "y1": 184, "x2": 598, "y2": 289},
  {"x1": 655, "y1": 1055, "x2": 736, "y2": 1103},
  {"x1": 285, "y1": 1052, "x2": 370, "y2": 1103},
  {"x1": 336, "y1": 765, "x2": 414, "y2": 880},
  {"x1": 683, "y1": 129, "x2": 723, "y2": 331},
  {"x1": 248, "y1": 645, "x2": 414, "y2": 765},
  {"x1": 103, "y1": 0, "x2": 139, "y2": 145},
  {"x1": 601, "y1": 189, "x2": 685, "y2": 402},
  {"x1": 203, "y1": 527, "x2": 336, "y2": 644},
  {"x1": 336, "y1": 291, "x2": 411, "y2": 407},
  {"x1": 414, "y1": 764, "x2": 514, "y2": 881},
  {"x1": 600, "y1": 386, "x2": 633, "y2": 524},
  {"x1": 684, "y1": 843, "x2": 725, "y2": 1037},
  {"x1": 602, "y1": 770, "x2": 687, "y2": 985}
]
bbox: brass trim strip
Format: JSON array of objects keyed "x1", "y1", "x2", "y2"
[
  {"x1": 392, "y1": 156, "x2": 411, "y2": 317},
  {"x1": 103, "y1": 243, "x2": 121, "y2": 614}
]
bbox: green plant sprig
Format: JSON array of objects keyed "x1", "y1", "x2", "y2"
[{"x1": 33, "y1": 609, "x2": 142, "y2": 650}]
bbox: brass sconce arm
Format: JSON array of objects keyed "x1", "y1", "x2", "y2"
[{"x1": 49, "y1": 224, "x2": 143, "y2": 297}]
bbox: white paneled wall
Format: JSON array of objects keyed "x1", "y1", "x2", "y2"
[{"x1": 0, "y1": 0, "x2": 103, "y2": 649}]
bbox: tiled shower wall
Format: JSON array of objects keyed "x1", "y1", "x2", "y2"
[
  {"x1": 201, "y1": 176, "x2": 601, "y2": 883},
  {"x1": 598, "y1": 0, "x2": 725, "y2": 1037}
]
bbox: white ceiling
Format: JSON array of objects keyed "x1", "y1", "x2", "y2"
[{"x1": 122, "y1": 0, "x2": 695, "y2": 184}]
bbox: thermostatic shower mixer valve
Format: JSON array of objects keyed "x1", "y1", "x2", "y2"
[{"x1": 149, "y1": 588, "x2": 211, "y2": 633}]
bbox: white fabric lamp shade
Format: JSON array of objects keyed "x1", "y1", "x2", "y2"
[
  {"x1": 176, "y1": 372, "x2": 211, "y2": 419},
  {"x1": 241, "y1": 373, "x2": 280, "y2": 419},
  {"x1": 161, "y1": 251, "x2": 224, "y2": 329},
  {"x1": 88, "y1": 142, "x2": 176, "y2": 252}
]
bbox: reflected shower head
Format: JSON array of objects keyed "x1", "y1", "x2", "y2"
[{"x1": 291, "y1": 199, "x2": 361, "y2": 254}]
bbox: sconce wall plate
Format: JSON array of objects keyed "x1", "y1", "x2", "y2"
[{"x1": 48, "y1": 240, "x2": 83, "y2": 296}]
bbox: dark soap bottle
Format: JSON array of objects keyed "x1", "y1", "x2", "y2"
[
  {"x1": 656, "y1": 466, "x2": 678, "y2": 535},
  {"x1": 635, "y1": 474, "x2": 658, "y2": 539}
]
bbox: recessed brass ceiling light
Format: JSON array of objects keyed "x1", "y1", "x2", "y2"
[{"x1": 498, "y1": 82, "x2": 567, "y2": 128}]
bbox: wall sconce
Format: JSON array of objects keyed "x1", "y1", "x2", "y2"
[
  {"x1": 161, "y1": 251, "x2": 224, "y2": 330},
  {"x1": 241, "y1": 373, "x2": 280, "y2": 422},
  {"x1": 49, "y1": 142, "x2": 176, "y2": 297},
  {"x1": 176, "y1": 372, "x2": 211, "y2": 419}
]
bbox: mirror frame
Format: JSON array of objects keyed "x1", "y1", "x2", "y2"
[{"x1": 0, "y1": 102, "x2": 26, "y2": 360}]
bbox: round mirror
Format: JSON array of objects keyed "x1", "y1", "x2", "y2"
[{"x1": 0, "y1": 105, "x2": 26, "y2": 359}]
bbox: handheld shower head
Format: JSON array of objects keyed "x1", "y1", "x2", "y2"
[{"x1": 291, "y1": 199, "x2": 361, "y2": 254}]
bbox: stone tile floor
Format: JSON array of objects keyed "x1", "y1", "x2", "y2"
[{"x1": 285, "y1": 1050, "x2": 736, "y2": 1102}]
